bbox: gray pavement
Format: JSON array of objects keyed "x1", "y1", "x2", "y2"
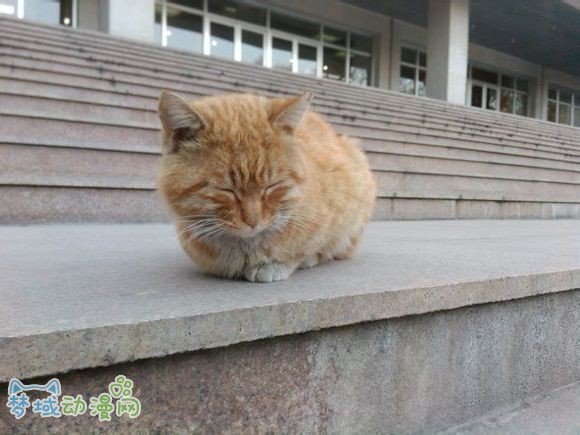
[{"x1": 442, "y1": 382, "x2": 580, "y2": 434}]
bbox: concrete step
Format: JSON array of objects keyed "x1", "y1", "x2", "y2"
[
  {"x1": 0, "y1": 143, "x2": 158, "y2": 188},
  {"x1": 2, "y1": 184, "x2": 579, "y2": 225},
  {"x1": 4, "y1": 141, "x2": 579, "y2": 195},
  {"x1": 2, "y1": 26, "x2": 573, "y2": 148},
  {"x1": 0, "y1": 79, "x2": 577, "y2": 170},
  {"x1": 2, "y1": 46, "x2": 578, "y2": 155},
  {"x1": 374, "y1": 172, "x2": 580, "y2": 203},
  {"x1": 0, "y1": 185, "x2": 168, "y2": 224},
  {"x1": 1, "y1": 16, "x2": 579, "y2": 223},
  {"x1": 3, "y1": 143, "x2": 578, "y2": 193},
  {"x1": 0, "y1": 114, "x2": 158, "y2": 152},
  {"x1": 2, "y1": 46, "x2": 575, "y2": 152},
  {"x1": 2, "y1": 79, "x2": 578, "y2": 167},
  {"x1": 2, "y1": 18, "x2": 578, "y2": 143},
  {"x1": 2, "y1": 79, "x2": 578, "y2": 162},
  {"x1": 0, "y1": 220, "x2": 577, "y2": 432},
  {"x1": 369, "y1": 152, "x2": 580, "y2": 183},
  {"x1": 374, "y1": 197, "x2": 580, "y2": 219}
]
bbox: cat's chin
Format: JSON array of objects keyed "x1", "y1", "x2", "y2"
[{"x1": 234, "y1": 227, "x2": 267, "y2": 239}]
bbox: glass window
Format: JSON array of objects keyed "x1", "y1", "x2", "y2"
[
  {"x1": 323, "y1": 26, "x2": 347, "y2": 47},
  {"x1": 210, "y1": 22, "x2": 234, "y2": 60},
  {"x1": 400, "y1": 66, "x2": 416, "y2": 95},
  {"x1": 0, "y1": 0, "x2": 18, "y2": 16},
  {"x1": 350, "y1": 54, "x2": 371, "y2": 86},
  {"x1": 516, "y1": 78, "x2": 528, "y2": 92},
  {"x1": 350, "y1": 33, "x2": 373, "y2": 53},
  {"x1": 166, "y1": 7, "x2": 203, "y2": 53},
  {"x1": 560, "y1": 89, "x2": 572, "y2": 104},
  {"x1": 271, "y1": 12, "x2": 319, "y2": 39},
  {"x1": 472, "y1": 67, "x2": 498, "y2": 85},
  {"x1": 154, "y1": 4, "x2": 163, "y2": 45},
  {"x1": 501, "y1": 75, "x2": 514, "y2": 88},
  {"x1": 471, "y1": 85, "x2": 483, "y2": 107},
  {"x1": 575, "y1": 92, "x2": 580, "y2": 107},
  {"x1": 208, "y1": 0, "x2": 266, "y2": 26},
  {"x1": 558, "y1": 104, "x2": 571, "y2": 124},
  {"x1": 169, "y1": 0, "x2": 203, "y2": 10},
  {"x1": 486, "y1": 88, "x2": 498, "y2": 110},
  {"x1": 547, "y1": 101, "x2": 557, "y2": 122},
  {"x1": 400, "y1": 46, "x2": 425, "y2": 95},
  {"x1": 515, "y1": 93, "x2": 527, "y2": 116},
  {"x1": 24, "y1": 0, "x2": 60, "y2": 25},
  {"x1": 272, "y1": 37, "x2": 293, "y2": 71},
  {"x1": 419, "y1": 51, "x2": 427, "y2": 67},
  {"x1": 241, "y1": 30, "x2": 263, "y2": 65},
  {"x1": 323, "y1": 47, "x2": 346, "y2": 81},
  {"x1": 298, "y1": 44, "x2": 317, "y2": 76},
  {"x1": 154, "y1": 2, "x2": 375, "y2": 86},
  {"x1": 574, "y1": 108, "x2": 580, "y2": 127},
  {"x1": 500, "y1": 90, "x2": 514, "y2": 113},
  {"x1": 548, "y1": 87, "x2": 557, "y2": 100},
  {"x1": 401, "y1": 47, "x2": 417, "y2": 64},
  {"x1": 418, "y1": 69, "x2": 426, "y2": 96}
]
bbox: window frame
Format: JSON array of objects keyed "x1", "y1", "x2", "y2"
[
  {"x1": 18, "y1": 0, "x2": 77, "y2": 26},
  {"x1": 399, "y1": 43, "x2": 427, "y2": 97},
  {"x1": 547, "y1": 85, "x2": 578, "y2": 126},
  {"x1": 155, "y1": 0, "x2": 373, "y2": 85},
  {"x1": 466, "y1": 65, "x2": 530, "y2": 117}
]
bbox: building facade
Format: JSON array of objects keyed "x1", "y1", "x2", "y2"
[{"x1": 2, "y1": 0, "x2": 578, "y2": 127}]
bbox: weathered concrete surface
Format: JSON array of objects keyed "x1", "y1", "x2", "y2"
[
  {"x1": 1, "y1": 220, "x2": 579, "y2": 381},
  {"x1": 0, "y1": 291, "x2": 577, "y2": 433},
  {"x1": 441, "y1": 382, "x2": 580, "y2": 434}
]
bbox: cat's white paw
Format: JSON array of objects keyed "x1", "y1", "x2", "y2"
[{"x1": 244, "y1": 263, "x2": 293, "y2": 283}]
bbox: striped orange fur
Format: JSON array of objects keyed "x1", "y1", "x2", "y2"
[{"x1": 157, "y1": 91, "x2": 375, "y2": 282}]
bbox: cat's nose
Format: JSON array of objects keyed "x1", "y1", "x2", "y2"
[{"x1": 241, "y1": 202, "x2": 260, "y2": 229}]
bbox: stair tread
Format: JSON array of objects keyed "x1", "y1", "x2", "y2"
[
  {"x1": 2, "y1": 47, "x2": 578, "y2": 151},
  {"x1": 1, "y1": 18, "x2": 578, "y2": 142},
  {"x1": 1, "y1": 219, "x2": 578, "y2": 381}
]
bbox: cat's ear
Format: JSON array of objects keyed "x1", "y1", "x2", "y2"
[
  {"x1": 158, "y1": 90, "x2": 206, "y2": 153},
  {"x1": 270, "y1": 92, "x2": 313, "y2": 132}
]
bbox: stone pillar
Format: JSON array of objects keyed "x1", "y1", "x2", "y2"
[
  {"x1": 373, "y1": 30, "x2": 391, "y2": 89},
  {"x1": 426, "y1": 0, "x2": 469, "y2": 105},
  {"x1": 101, "y1": 0, "x2": 155, "y2": 43}
]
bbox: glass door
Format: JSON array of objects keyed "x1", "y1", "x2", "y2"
[
  {"x1": 241, "y1": 29, "x2": 264, "y2": 66},
  {"x1": 209, "y1": 21, "x2": 235, "y2": 60},
  {"x1": 271, "y1": 37, "x2": 293, "y2": 71},
  {"x1": 297, "y1": 43, "x2": 318, "y2": 76},
  {"x1": 23, "y1": 0, "x2": 72, "y2": 26},
  {"x1": 270, "y1": 33, "x2": 320, "y2": 75},
  {"x1": 469, "y1": 82, "x2": 499, "y2": 111}
]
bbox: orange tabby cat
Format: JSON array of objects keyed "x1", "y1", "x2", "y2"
[{"x1": 157, "y1": 91, "x2": 375, "y2": 282}]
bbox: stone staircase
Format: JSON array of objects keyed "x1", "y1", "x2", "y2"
[
  {"x1": 0, "y1": 16, "x2": 579, "y2": 434},
  {"x1": 1, "y1": 16, "x2": 579, "y2": 224}
]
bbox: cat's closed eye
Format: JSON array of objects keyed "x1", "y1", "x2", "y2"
[
  {"x1": 264, "y1": 181, "x2": 286, "y2": 196},
  {"x1": 216, "y1": 188, "x2": 237, "y2": 200}
]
